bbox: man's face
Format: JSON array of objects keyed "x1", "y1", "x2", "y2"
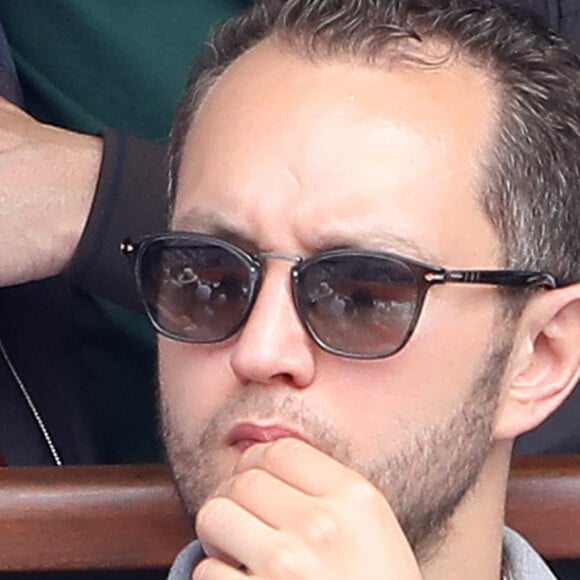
[{"x1": 160, "y1": 40, "x2": 509, "y2": 558}]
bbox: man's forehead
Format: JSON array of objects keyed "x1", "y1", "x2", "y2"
[
  {"x1": 175, "y1": 40, "x2": 500, "y2": 268},
  {"x1": 187, "y1": 37, "x2": 497, "y2": 147}
]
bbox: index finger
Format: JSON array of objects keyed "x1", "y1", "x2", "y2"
[{"x1": 234, "y1": 437, "x2": 363, "y2": 496}]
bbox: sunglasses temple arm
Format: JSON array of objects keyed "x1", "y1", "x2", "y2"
[{"x1": 429, "y1": 270, "x2": 558, "y2": 289}]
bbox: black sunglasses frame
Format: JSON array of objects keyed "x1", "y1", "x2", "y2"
[{"x1": 121, "y1": 232, "x2": 558, "y2": 359}]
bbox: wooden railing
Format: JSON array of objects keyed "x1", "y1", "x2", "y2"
[{"x1": 0, "y1": 455, "x2": 578, "y2": 571}]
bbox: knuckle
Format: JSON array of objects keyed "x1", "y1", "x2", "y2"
[
  {"x1": 298, "y1": 506, "x2": 338, "y2": 546},
  {"x1": 344, "y1": 476, "x2": 379, "y2": 506}
]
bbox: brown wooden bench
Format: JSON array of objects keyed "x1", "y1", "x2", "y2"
[{"x1": 0, "y1": 455, "x2": 578, "y2": 571}]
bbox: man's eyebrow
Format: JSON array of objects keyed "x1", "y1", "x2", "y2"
[
  {"x1": 311, "y1": 230, "x2": 441, "y2": 264},
  {"x1": 173, "y1": 207, "x2": 440, "y2": 263},
  {"x1": 172, "y1": 207, "x2": 258, "y2": 250}
]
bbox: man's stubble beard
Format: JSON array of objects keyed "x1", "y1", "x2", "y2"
[{"x1": 159, "y1": 333, "x2": 511, "y2": 565}]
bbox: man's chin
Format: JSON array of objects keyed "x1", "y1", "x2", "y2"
[{"x1": 168, "y1": 443, "x2": 240, "y2": 515}]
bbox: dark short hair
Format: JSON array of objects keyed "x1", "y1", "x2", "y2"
[{"x1": 169, "y1": 0, "x2": 580, "y2": 286}]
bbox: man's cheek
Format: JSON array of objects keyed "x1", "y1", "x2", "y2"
[{"x1": 159, "y1": 345, "x2": 212, "y2": 415}]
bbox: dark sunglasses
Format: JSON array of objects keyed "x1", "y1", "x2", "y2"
[{"x1": 121, "y1": 232, "x2": 557, "y2": 359}]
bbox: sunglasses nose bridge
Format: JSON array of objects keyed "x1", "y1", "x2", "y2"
[
  {"x1": 254, "y1": 251, "x2": 303, "y2": 292},
  {"x1": 257, "y1": 251, "x2": 302, "y2": 265}
]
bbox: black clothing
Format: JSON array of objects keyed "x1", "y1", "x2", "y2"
[
  {"x1": 0, "y1": 278, "x2": 97, "y2": 465},
  {"x1": 0, "y1": 36, "x2": 166, "y2": 465}
]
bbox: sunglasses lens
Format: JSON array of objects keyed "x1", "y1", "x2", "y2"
[
  {"x1": 296, "y1": 255, "x2": 420, "y2": 357},
  {"x1": 138, "y1": 239, "x2": 254, "y2": 342}
]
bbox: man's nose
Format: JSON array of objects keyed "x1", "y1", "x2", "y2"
[{"x1": 229, "y1": 261, "x2": 317, "y2": 388}]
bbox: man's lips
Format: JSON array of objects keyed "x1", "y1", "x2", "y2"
[{"x1": 227, "y1": 422, "x2": 306, "y2": 452}]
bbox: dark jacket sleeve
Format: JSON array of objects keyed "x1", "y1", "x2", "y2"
[{"x1": 65, "y1": 128, "x2": 169, "y2": 311}]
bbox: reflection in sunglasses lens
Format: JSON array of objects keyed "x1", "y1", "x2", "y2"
[
  {"x1": 298, "y1": 256, "x2": 418, "y2": 356},
  {"x1": 142, "y1": 244, "x2": 252, "y2": 341}
]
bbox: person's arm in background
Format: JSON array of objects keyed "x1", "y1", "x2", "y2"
[
  {"x1": 0, "y1": 96, "x2": 167, "y2": 310},
  {"x1": 0, "y1": 96, "x2": 100, "y2": 285},
  {"x1": 0, "y1": 2, "x2": 253, "y2": 308}
]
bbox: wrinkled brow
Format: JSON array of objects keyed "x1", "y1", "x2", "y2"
[
  {"x1": 172, "y1": 206, "x2": 259, "y2": 251},
  {"x1": 172, "y1": 206, "x2": 441, "y2": 263}
]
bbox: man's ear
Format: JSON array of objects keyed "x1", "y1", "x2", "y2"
[{"x1": 493, "y1": 283, "x2": 580, "y2": 441}]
